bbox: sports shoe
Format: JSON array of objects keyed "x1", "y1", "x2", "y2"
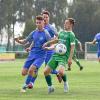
[
  {"x1": 48, "y1": 86, "x2": 54, "y2": 94},
  {"x1": 67, "y1": 67, "x2": 71, "y2": 71},
  {"x1": 20, "y1": 85, "x2": 27, "y2": 93},
  {"x1": 64, "y1": 82, "x2": 69, "y2": 93},
  {"x1": 80, "y1": 66, "x2": 83, "y2": 71},
  {"x1": 28, "y1": 82, "x2": 33, "y2": 89},
  {"x1": 56, "y1": 73, "x2": 62, "y2": 83},
  {"x1": 20, "y1": 88, "x2": 26, "y2": 93}
]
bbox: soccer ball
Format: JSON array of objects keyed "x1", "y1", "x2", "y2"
[{"x1": 55, "y1": 43, "x2": 67, "y2": 55}]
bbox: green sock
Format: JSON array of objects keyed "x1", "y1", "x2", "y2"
[
  {"x1": 76, "y1": 60, "x2": 81, "y2": 67},
  {"x1": 62, "y1": 74, "x2": 67, "y2": 82},
  {"x1": 45, "y1": 75, "x2": 52, "y2": 86}
]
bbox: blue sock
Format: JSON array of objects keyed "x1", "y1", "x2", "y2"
[
  {"x1": 31, "y1": 69, "x2": 38, "y2": 85},
  {"x1": 51, "y1": 70, "x2": 58, "y2": 74},
  {"x1": 31, "y1": 76, "x2": 37, "y2": 85},
  {"x1": 25, "y1": 75, "x2": 33, "y2": 85}
]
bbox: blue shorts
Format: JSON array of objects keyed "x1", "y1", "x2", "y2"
[
  {"x1": 45, "y1": 51, "x2": 54, "y2": 65},
  {"x1": 23, "y1": 57, "x2": 45, "y2": 69},
  {"x1": 97, "y1": 51, "x2": 100, "y2": 58}
]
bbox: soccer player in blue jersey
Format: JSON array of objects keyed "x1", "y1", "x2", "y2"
[
  {"x1": 88, "y1": 32, "x2": 100, "y2": 62},
  {"x1": 15, "y1": 15, "x2": 51, "y2": 92},
  {"x1": 26, "y1": 11, "x2": 62, "y2": 83},
  {"x1": 42, "y1": 10, "x2": 58, "y2": 66}
]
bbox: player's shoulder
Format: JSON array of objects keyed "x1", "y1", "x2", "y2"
[
  {"x1": 31, "y1": 29, "x2": 37, "y2": 34},
  {"x1": 69, "y1": 31, "x2": 75, "y2": 35},
  {"x1": 59, "y1": 31, "x2": 65, "y2": 34},
  {"x1": 96, "y1": 32, "x2": 100, "y2": 37},
  {"x1": 48, "y1": 24, "x2": 57, "y2": 30}
]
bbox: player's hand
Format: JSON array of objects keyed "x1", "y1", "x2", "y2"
[
  {"x1": 42, "y1": 43, "x2": 48, "y2": 48},
  {"x1": 14, "y1": 37, "x2": 19, "y2": 41},
  {"x1": 25, "y1": 48, "x2": 31, "y2": 52},
  {"x1": 43, "y1": 47, "x2": 50, "y2": 50}
]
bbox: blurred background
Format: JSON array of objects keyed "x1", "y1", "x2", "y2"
[{"x1": 0, "y1": 0, "x2": 100, "y2": 59}]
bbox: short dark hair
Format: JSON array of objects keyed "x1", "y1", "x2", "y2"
[
  {"x1": 67, "y1": 18, "x2": 76, "y2": 25},
  {"x1": 41, "y1": 10, "x2": 50, "y2": 16},
  {"x1": 36, "y1": 15, "x2": 44, "y2": 20}
]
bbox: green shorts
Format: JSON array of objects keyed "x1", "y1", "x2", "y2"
[{"x1": 48, "y1": 57, "x2": 66, "y2": 70}]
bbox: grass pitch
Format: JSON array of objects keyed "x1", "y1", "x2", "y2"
[{"x1": 0, "y1": 59, "x2": 100, "y2": 100}]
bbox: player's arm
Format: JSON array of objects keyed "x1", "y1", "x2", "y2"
[
  {"x1": 42, "y1": 38, "x2": 58, "y2": 48},
  {"x1": 78, "y1": 41, "x2": 83, "y2": 51},
  {"x1": 68, "y1": 43, "x2": 75, "y2": 65},
  {"x1": 44, "y1": 44, "x2": 56, "y2": 50},
  {"x1": 68, "y1": 33, "x2": 75, "y2": 65},
  {"x1": 14, "y1": 38, "x2": 27, "y2": 44},
  {"x1": 15, "y1": 31, "x2": 33, "y2": 45},
  {"x1": 25, "y1": 41, "x2": 34, "y2": 52},
  {"x1": 87, "y1": 39, "x2": 96, "y2": 44}
]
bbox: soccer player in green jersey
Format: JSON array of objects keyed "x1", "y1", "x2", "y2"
[
  {"x1": 67, "y1": 38, "x2": 83, "y2": 71},
  {"x1": 42, "y1": 18, "x2": 75, "y2": 93}
]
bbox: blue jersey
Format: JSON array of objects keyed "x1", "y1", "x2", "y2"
[
  {"x1": 94, "y1": 33, "x2": 100, "y2": 52},
  {"x1": 44, "y1": 24, "x2": 57, "y2": 38},
  {"x1": 44, "y1": 24, "x2": 57, "y2": 64},
  {"x1": 25, "y1": 29, "x2": 51, "y2": 60}
]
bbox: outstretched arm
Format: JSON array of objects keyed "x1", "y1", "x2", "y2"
[
  {"x1": 87, "y1": 39, "x2": 96, "y2": 44},
  {"x1": 78, "y1": 42, "x2": 83, "y2": 51},
  {"x1": 14, "y1": 37, "x2": 27, "y2": 45},
  {"x1": 25, "y1": 42, "x2": 34, "y2": 52},
  {"x1": 42, "y1": 37, "x2": 58, "y2": 48}
]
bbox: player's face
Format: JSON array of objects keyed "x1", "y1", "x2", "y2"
[
  {"x1": 36, "y1": 19, "x2": 44, "y2": 30},
  {"x1": 64, "y1": 20, "x2": 72, "y2": 30},
  {"x1": 43, "y1": 14, "x2": 49, "y2": 24}
]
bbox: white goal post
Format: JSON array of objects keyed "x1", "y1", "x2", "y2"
[{"x1": 85, "y1": 42, "x2": 98, "y2": 60}]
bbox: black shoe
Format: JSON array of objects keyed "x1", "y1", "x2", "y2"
[
  {"x1": 68, "y1": 67, "x2": 71, "y2": 71},
  {"x1": 80, "y1": 66, "x2": 83, "y2": 71}
]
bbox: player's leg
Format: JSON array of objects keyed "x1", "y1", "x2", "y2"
[
  {"x1": 73, "y1": 55, "x2": 83, "y2": 71},
  {"x1": 44, "y1": 58, "x2": 57, "y2": 93},
  {"x1": 27, "y1": 57, "x2": 45, "y2": 89},
  {"x1": 97, "y1": 51, "x2": 100, "y2": 62},
  {"x1": 45, "y1": 52, "x2": 60, "y2": 82},
  {"x1": 21, "y1": 59, "x2": 34, "y2": 92},
  {"x1": 58, "y1": 61, "x2": 69, "y2": 92},
  {"x1": 45, "y1": 51, "x2": 58, "y2": 74}
]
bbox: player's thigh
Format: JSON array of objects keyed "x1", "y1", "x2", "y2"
[
  {"x1": 58, "y1": 60, "x2": 66, "y2": 75},
  {"x1": 28, "y1": 57, "x2": 45, "y2": 74},
  {"x1": 22, "y1": 59, "x2": 34, "y2": 76},
  {"x1": 45, "y1": 51, "x2": 54, "y2": 65},
  {"x1": 48, "y1": 57, "x2": 58, "y2": 70}
]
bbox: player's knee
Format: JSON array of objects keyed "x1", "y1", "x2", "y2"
[
  {"x1": 58, "y1": 70, "x2": 64, "y2": 76},
  {"x1": 21, "y1": 68, "x2": 28, "y2": 76},
  {"x1": 99, "y1": 59, "x2": 100, "y2": 62},
  {"x1": 44, "y1": 69, "x2": 49, "y2": 76},
  {"x1": 22, "y1": 71, "x2": 27, "y2": 76},
  {"x1": 44, "y1": 69, "x2": 48, "y2": 76},
  {"x1": 28, "y1": 65, "x2": 36, "y2": 75},
  {"x1": 28, "y1": 69, "x2": 34, "y2": 75}
]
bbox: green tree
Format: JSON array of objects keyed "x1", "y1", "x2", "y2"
[
  {"x1": 68, "y1": 0, "x2": 100, "y2": 44},
  {"x1": 23, "y1": 19, "x2": 36, "y2": 38},
  {"x1": 34, "y1": 0, "x2": 68, "y2": 29}
]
